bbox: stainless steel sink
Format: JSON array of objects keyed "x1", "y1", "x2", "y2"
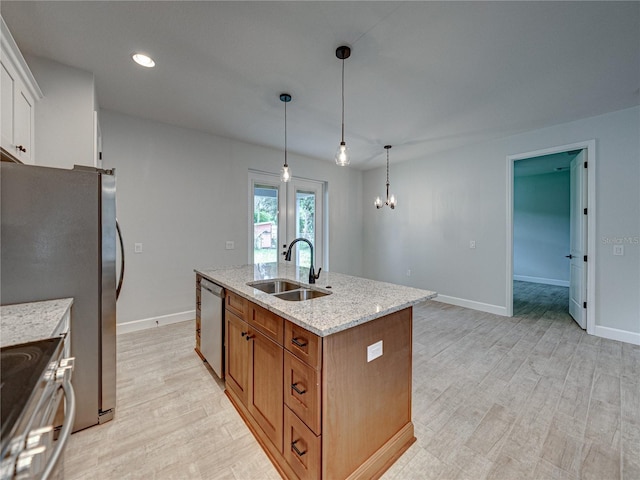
[
  {"x1": 273, "y1": 288, "x2": 331, "y2": 301},
  {"x1": 247, "y1": 279, "x2": 301, "y2": 294}
]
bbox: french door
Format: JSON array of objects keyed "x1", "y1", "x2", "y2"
[{"x1": 249, "y1": 171, "x2": 324, "y2": 269}]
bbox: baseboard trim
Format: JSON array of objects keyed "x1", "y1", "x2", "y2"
[
  {"x1": 514, "y1": 275, "x2": 569, "y2": 287},
  {"x1": 435, "y1": 295, "x2": 508, "y2": 316},
  {"x1": 594, "y1": 325, "x2": 640, "y2": 346},
  {"x1": 117, "y1": 310, "x2": 195, "y2": 335}
]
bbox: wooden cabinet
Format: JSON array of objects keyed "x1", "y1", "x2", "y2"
[
  {"x1": 225, "y1": 310, "x2": 250, "y2": 405},
  {"x1": 208, "y1": 278, "x2": 414, "y2": 480},
  {"x1": 247, "y1": 327, "x2": 283, "y2": 452},
  {"x1": 284, "y1": 407, "x2": 321, "y2": 480},
  {"x1": 1, "y1": 18, "x2": 42, "y2": 164},
  {"x1": 284, "y1": 351, "x2": 321, "y2": 436},
  {"x1": 225, "y1": 300, "x2": 284, "y2": 451}
]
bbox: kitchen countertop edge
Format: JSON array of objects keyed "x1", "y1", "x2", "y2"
[
  {"x1": 195, "y1": 264, "x2": 437, "y2": 337},
  {"x1": 1, "y1": 298, "x2": 74, "y2": 347}
]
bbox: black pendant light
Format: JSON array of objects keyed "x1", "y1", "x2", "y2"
[
  {"x1": 280, "y1": 93, "x2": 292, "y2": 182},
  {"x1": 335, "y1": 45, "x2": 351, "y2": 166},
  {"x1": 375, "y1": 145, "x2": 396, "y2": 209}
]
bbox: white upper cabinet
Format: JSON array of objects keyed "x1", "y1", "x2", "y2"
[{"x1": 1, "y1": 16, "x2": 42, "y2": 164}]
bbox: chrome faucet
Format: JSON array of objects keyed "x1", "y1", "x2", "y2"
[{"x1": 284, "y1": 238, "x2": 321, "y2": 284}]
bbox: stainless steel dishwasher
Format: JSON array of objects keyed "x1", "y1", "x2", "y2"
[{"x1": 200, "y1": 278, "x2": 225, "y2": 379}]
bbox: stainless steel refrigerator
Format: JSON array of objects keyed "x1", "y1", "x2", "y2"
[{"x1": 1, "y1": 162, "x2": 123, "y2": 432}]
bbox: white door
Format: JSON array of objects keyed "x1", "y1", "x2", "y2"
[
  {"x1": 284, "y1": 178, "x2": 324, "y2": 270},
  {"x1": 569, "y1": 150, "x2": 587, "y2": 328},
  {"x1": 250, "y1": 172, "x2": 287, "y2": 264},
  {"x1": 249, "y1": 172, "x2": 325, "y2": 269}
]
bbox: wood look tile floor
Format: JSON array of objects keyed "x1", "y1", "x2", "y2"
[{"x1": 64, "y1": 281, "x2": 640, "y2": 479}]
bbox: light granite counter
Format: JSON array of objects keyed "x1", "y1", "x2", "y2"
[
  {"x1": 1, "y1": 298, "x2": 73, "y2": 347},
  {"x1": 195, "y1": 263, "x2": 436, "y2": 336}
]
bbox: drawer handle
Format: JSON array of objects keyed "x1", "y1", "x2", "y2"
[
  {"x1": 245, "y1": 334, "x2": 254, "y2": 341},
  {"x1": 291, "y1": 337, "x2": 308, "y2": 348},
  {"x1": 291, "y1": 440, "x2": 307, "y2": 457},
  {"x1": 241, "y1": 331, "x2": 247, "y2": 337},
  {"x1": 17, "y1": 145, "x2": 27, "y2": 153},
  {"x1": 291, "y1": 383, "x2": 306, "y2": 395}
]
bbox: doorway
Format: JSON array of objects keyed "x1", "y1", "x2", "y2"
[{"x1": 506, "y1": 141, "x2": 596, "y2": 334}]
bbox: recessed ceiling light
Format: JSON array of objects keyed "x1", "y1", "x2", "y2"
[{"x1": 132, "y1": 53, "x2": 155, "y2": 68}]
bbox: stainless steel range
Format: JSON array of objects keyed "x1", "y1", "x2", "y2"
[{"x1": 0, "y1": 337, "x2": 75, "y2": 480}]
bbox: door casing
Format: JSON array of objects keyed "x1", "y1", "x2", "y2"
[{"x1": 506, "y1": 140, "x2": 596, "y2": 334}]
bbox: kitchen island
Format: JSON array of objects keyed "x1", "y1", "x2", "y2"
[{"x1": 195, "y1": 264, "x2": 436, "y2": 480}]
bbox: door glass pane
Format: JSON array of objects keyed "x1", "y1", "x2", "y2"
[
  {"x1": 295, "y1": 190, "x2": 315, "y2": 266},
  {"x1": 253, "y1": 184, "x2": 279, "y2": 264}
]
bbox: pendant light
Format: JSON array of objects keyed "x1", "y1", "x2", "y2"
[
  {"x1": 280, "y1": 93, "x2": 292, "y2": 183},
  {"x1": 375, "y1": 145, "x2": 396, "y2": 209},
  {"x1": 335, "y1": 45, "x2": 351, "y2": 166}
]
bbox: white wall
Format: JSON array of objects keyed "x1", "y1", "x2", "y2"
[
  {"x1": 513, "y1": 171, "x2": 570, "y2": 286},
  {"x1": 363, "y1": 106, "x2": 640, "y2": 342},
  {"x1": 26, "y1": 55, "x2": 95, "y2": 169},
  {"x1": 100, "y1": 110, "x2": 363, "y2": 327}
]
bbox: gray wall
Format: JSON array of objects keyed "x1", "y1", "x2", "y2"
[
  {"x1": 363, "y1": 106, "x2": 640, "y2": 339},
  {"x1": 100, "y1": 110, "x2": 364, "y2": 325},
  {"x1": 513, "y1": 171, "x2": 570, "y2": 285},
  {"x1": 26, "y1": 55, "x2": 95, "y2": 169}
]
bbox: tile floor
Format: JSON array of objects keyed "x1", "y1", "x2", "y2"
[{"x1": 64, "y1": 282, "x2": 640, "y2": 479}]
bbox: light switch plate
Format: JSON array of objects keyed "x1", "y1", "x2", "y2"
[
  {"x1": 367, "y1": 340, "x2": 383, "y2": 362},
  {"x1": 134, "y1": 243, "x2": 143, "y2": 253}
]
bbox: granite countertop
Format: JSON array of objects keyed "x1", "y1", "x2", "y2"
[
  {"x1": 0, "y1": 298, "x2": 73, "y2": 348},
  {"x1": 195, "y1": 264, "x2": 437, "y2": 336}
]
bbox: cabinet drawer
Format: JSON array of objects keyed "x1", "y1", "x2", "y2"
[
  {"x1": 285, "y1": 321, "x2": 322, "y2": 369},
  {"x1": 284, "y1": 351, "x2": 321, "y2": 435},
  {"x1": 284, "y1": 407, "x2": 321, "y2": 480},
  {"x1": 225, "y1": 290, "x2": 247, "y2": 319},
  {"x1": 249, "y1": 304, "x2": 283, "y2": 343}
]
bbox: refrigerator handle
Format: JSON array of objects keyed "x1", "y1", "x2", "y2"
[{"x1": 116, "y1": 219, "x2": 125, "y2": 301}]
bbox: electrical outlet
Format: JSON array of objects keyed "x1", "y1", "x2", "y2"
[
  {"x1": 470, "y1": 240, "x2": 476, "y2": 249},
  {"x1": 134, "y1": 243, "x2": 143, "y2": 253},
  {"x1": 225, "y1": 241, "x2": 235, "y2": 250},
  {"x1": 613, "y1": 245, "x2": 624, "y2": 256},
  {"x1": 367, "y1": 341, "x2": 383, "y2": 362},
  {"x1": 406, "y1": 269, "x2": 411, "y2": 277}
]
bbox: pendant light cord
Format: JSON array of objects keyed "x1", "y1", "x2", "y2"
[
  {"x1": 386, "y1": 148, "x2": 390, "y2": 198},
  {"x1": 341, "y1": 57, "x2": 345, "y2": 142},
  {"x1": 284, "y1": 99, "x2": 288, "y2": 167}
]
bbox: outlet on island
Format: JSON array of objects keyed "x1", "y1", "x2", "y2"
[{"x1": 225, "y1": 241, "x2": 235, "y2": 250}]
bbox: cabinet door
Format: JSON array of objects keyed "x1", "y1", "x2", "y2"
[
  {"x1": 13, "y1": 89, "x2": 33, "y2": 164},
  {"x1": 248, "y1": 329, "x2": 283, "y2": 453},
  {"x1": 225, "y1": 311, "x2": 249, "y2": 405},
  {"x1": 0, "y1": 59, "x2": 34, "y2": 164},
  {"x1": 1, "y1": 62, "x2": 14, "y2": 151}
]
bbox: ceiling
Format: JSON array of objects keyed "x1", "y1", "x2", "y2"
[
  {"x1": 514, "y1": 151, "x2": 579, "y2": 177},
  {"x1": 2, "y1": 1, "x2": 638, "y2": 170}
]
